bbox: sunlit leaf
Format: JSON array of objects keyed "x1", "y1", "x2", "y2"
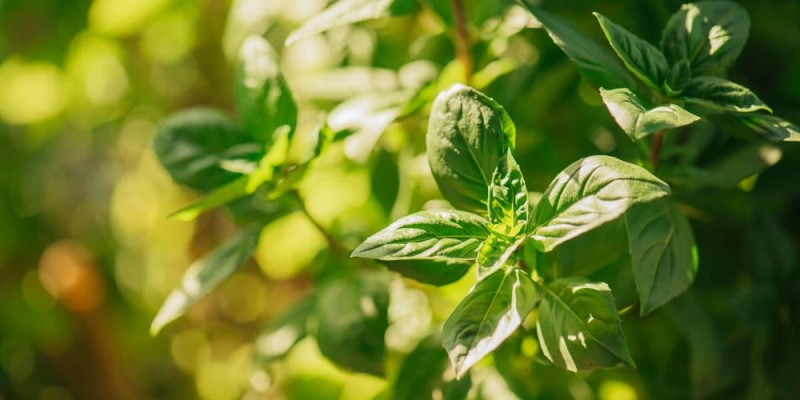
[
  {"x1": 594, "y1": 12, "x2": 669, "y2": 91},
  {"x1": 530, "y1": 155, "x2": 670, "y2": 252},
  {"x1": 150, "y1": 226, "x2": 262, "y2": 334},
  {"x1": 626, "y1": 198, "x2": 698, "y2": 315},
  {"x1": 683, "y1": 77, "x2": 771, "y2": 113},
  {"x1": 599, "y1": 87, "x2": 700, "y2": 140},
  {"x1": 154, "y1": 108, "x2": 262, "y2": 192},
  {"x1": 255, "y1": 295, "x2": 316, "y2": 363},
  {"x1": 285, "y1": 0, "x2": 416, "y2": 45},
  {"x1": 660, "y1": 1, "x2": 750, "y2": 76},
  {"x1": 316, "y1": 270, "x2": 391, "y2": 375},
  {"x1": 352, "y1": 210, "x2": 489, "y2": 262},
  {"x1": 518, "y1": 4, "x2": 634, "y2": 89},
  {"x1": 476, "y1": 234, "x2": 524, "y2": 280},
  {"x1": 427, "y1": 84, "x2": 516, "y2": 214},
  {"x1": 488, "y1": 150, "x2": 528, "y2": 235},
  {"x1": 235, "y1": 35, "x2": 297, "y2": 145},
  {"x1": 442, "y1": 268, "x2": 539, "y2": 378},
  {"x1": 536, "y1": 278, "x2": 635, "y2": 372}
]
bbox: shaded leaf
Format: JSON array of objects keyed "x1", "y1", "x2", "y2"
[
  {"x1": 317, "y1": 270, "x2": 391, "y2": 375},
  {"x1": 154, "y1": 108, "x2": 262, "y2": 192},
  {"x1": 382, "y1": 259, "x2": 472, "y2": 286},
  {"x1": 664, "y1": 58, "x2": 692, "y2": 95},
  {"x1": 150, "y1": 226, "x2": 262, "y2": 334},
  {"x1": 708, "y1": 112, "x2": 800, "y2": 142},
  {"x1": 594, "y1": 13, "x2": 669, "y2": 91},
  {"x1": 254, "y1": 295, "x2": 316, "y2": 363},
  {"x1": 530, "y1": 155, "x2": 670, "y2": 252},
  {"x1": 442, "y1": 269, "x2": 539, "y2": 378},
  {"x1": 660, "y1": 1, "x2": 750, "y2": 76},
  {"x1": 536, "y1": 278, "x2": 634, "y2": 372},
  {"x1": 488, "y1": 150, "x2": 528, "y2": 235},
  {"x1": 392, "y1": 332, "x2": 472, "y2": 400},
  {"x1": 683, "y1": 77, "x2": 771, "y2": 113},
  {"x1": 235, "y1": 35, "x2": 297, "y2": 145},
  {"x1": 519, "y1": 4, "x2": 634, "y2": 89},
  {"x1": 286, "y1": 0, "x2": 416, "y2": 45},
  {"x1": 667, "y1": 143, "x2": 782, "y2": 188},
  {"x1": 427, "y1": 84, "x2": 516, "y2": 214},
  {"x1": 626, "y1": 198, "x2": 698, "y2": 315},
  {"x1": 351, "y1": 210, "x2": 489, "y2": 262},
  {"x1": 600, "y1": 87, "x2": 700, "y2": 140}
]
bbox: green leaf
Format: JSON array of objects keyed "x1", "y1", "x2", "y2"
[
  {"x1": 235, "y1": 35, "x2": 297, "y2": 145},
  {"x1": 667, "y1": 143, "x2": 783, "y2": 189},
  {"x1": 154, "y1": 108, "x2": 262, "y2": 192},
  {"x1": 442, "y1": 268, "x2": 539, "y2": 378},
  {"x1": 476, "y1": 234, "x2": 524, "y2": 280},
  {"x1": 518, "y1": 4, "x2": 634, "y2": 89},
  {"x1": 594, "y1": 12, "x2": 669, "y2": 91},
  {"x1": 391, "y1": 332, "x2": 472, "y2": 400},
  {"x1": 683, "y1": 77, "x2": 771, "y2": 113},
  {"x1": 660, "y1": 1, "x2": 750, "y2": 76},
  {"x1": 488, "y1": 150, "x2": 528, "y2": 235},
  {"x1": 254, "y1": 295, "x2": 315, "y2": 363},
  {"x1": 427, "y1": 84, "x2": 516, "y2": 214},
  {"x1": 285, "y1": 0, "x2": 416, "y2": 45},
  {"x1": 382, "y1": 259, "x2": 472, "y2": 286},
  {"x1": 317, "y1": 270, "x2": 390, "y2": 375},
  {"x1": 626, "y1": 198, "x2": 698, "y2": 315},
  {"x1": 599, "y1": 87, "x2": 700, "y2": 140},
  {"x1": 352, "y1": 210, "x2": 488, "y2": 262},
  {"x1": 536, "y1": 278, "x2": 635, "y2": 372},
  {"x1": 530, "y1": 155, "x2": 670, "y2": 252},
  {"x1": 150, "y1": 226, "x2": 261, "y2": 335},
  {"x1": 664, "y1": 58, "x2": 692, "y2": 95},
  {"x1": 709, "y1": 112, "x2": 800, "y2": 142}
]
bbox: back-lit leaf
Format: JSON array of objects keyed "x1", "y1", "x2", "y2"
[
  {"x1": 594, "y1": 13, "x2": 669, "y2": 91},
  {"x1": 150, "y1": 226, "x2": 262, "y2": 334},
  {"x1": 235, "y1": 35, "x2": 297, "y2": 145},
  {"x1": 442, "y1": 269, "x2": 539, "y2": 378},
  {"x1": 536, "y1": 278, "x2": 634, "y2": 372},
  {"x1": 285, "y1": 0, "x2": 416, "y2": 45},
  {"x1": 488, "y1": 150, "x2": 528, "y2": 235},
  {"x1": 427, "y1": 84, "x2": 516, "y2": 214}
]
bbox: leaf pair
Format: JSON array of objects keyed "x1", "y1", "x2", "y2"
[
  {"x1": 353, "y1": 84, "x2": 686, "y2": 377},
  {"x1": 522, "y1": 1, "x2": 800, "y2": 143}
]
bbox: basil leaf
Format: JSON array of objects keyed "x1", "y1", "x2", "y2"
[
  {"x1": 518, "y1": 4, "x2": 634, "y2": 89},
  {"x1": 599, "y1": 87, "x2": 700, "y2": 140},
  {"x1": 626, "y1": 198, "x2": 698, "y2": 315},
  {"x1": 285, "y1": 0, "x2": 416, "y2": 45},
  {"x1": 476, "y1": 234, "x2": 524, "y2": 280},
  {"x1": 660, "y1": 1, "x2": 749, "y2": 76},
  {"x1": 154, "y1": 108, "x2": 262, "y2": 192},
  {"x1": 235, "y1": 35, "x2": 297, "y2": 145},
  {"x1": 254, "y1": 295, "x2": 315, "y2": 363},
  {"x1": 382, "y1": 259, "x2": 472, "y2": 286},
  {"x1": 683, "y1": 77, "x2": 771, "y2": 114},
  {"x1": 536, "y1": 278, "x2": 635, "y2": 372},
  {"x1": 427, "y1": 84, "x2": 516, "y2": 214},
  {"x1": 392, "y1": 332, "x2": 472, "y2": 400},
  {"x1": 664, "y1": 58, "x2": 692, "y2": 95},
  {"x1": 351, "y1": 210, "x2": 489, "y2": 262},
  {"x1": 530, "y1": 155, "x2": 671, "y2": 252},
  {"x1": 442, "y1": 268, "x2": 539, "y2": 378},
  {"x1": 488, "y1": 150, "x2": 528, "y2": 235},
  {"x1": 708, "y1": 112, "x2": 800, "y2": 142},
  {"x1": 316, "y1": 270, "x2": 390, "y2": 376},
  {"x1": 594, "y1": 12, "x2": 669, "y2": 91},
  {"x1": 150, "y1": 226, "x2": 262, "y2": 335}
]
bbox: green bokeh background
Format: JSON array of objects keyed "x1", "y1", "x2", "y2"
[{"x1": 1, "y1": 0, "x2": 799, "y2": 399}]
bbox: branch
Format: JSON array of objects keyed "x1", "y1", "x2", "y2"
[{"x1": 450, "y1": 0, "x2": 472, "y2": 82}]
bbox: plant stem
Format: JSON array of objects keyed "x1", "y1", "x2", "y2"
[
  {"x1": 450, "y1": 0, "x2": 473, "y2": 82},
  {"x1": 291, "y1": 190, "x2": 346, "y2": 259},
  {"x1": 650, "y1": 131, "x2": 664, "y2": 172}
]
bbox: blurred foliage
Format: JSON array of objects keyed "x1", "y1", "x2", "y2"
[{"x1": 0, "y1": 0, "x2": 799, "y2": 399}]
